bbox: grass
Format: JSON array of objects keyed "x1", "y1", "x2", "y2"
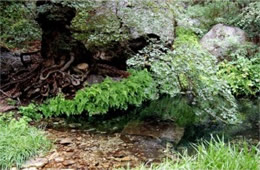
[
  {"x1": 0, "y1": 117, "x2": 52, "y2": 169},
  {"x1": 129, "y1": 137, "x2": 260, "y2": 170}
]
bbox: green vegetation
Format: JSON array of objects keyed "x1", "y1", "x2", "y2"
[
  {"x1": 130, "y1": 137, "x2": 260, "y2": 170},
  {"x1": 19, "y1": 70, "x2": 157, "y2": 118},
  {"x1": 0, "y1": 2, "x2": 40, "y2": 49},
  {"x1": 0, "y1": 114, "x2": 51, "y2": 169},
  {"x1": 235, "y1": 2, "x2": 260, "y2": 39},
  {"x1": 136, "y1": 96, "x2": 197, "y2": 126},
  {"x1": 128, "y1": 27, "x2": 238, "y2": 124},
  {"x1": 218, "y1": 56, "x2": 260, "y2": 96}
]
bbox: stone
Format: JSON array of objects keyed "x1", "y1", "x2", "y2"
[
  {"x1": 121, "y1": 119, "x2": 185, "y2": 145},
  {"x1": 22, "y1": 158, "x2": 48, "y2": 168},
  {"x1": 54, "y1": 157, "x2": 64, "y2": 163},
  {"x1": 68, "y1": 123, "x2": 81, "y2": 128},
  {"x1": 22, "y1": 168, "x2": 37, "y2": 170},
  {"x1": 63, "y1": 160, "x2": 76, "y2": 166},
  {"x1": 60, "y1": 138, "x2": 73, "y2": 145},
  {"x1": 76, "y1": 63, "x2": 89, "y2": 71},
  {"x1": 200, "y1": 24, "x2": 247, "y2": 61}
]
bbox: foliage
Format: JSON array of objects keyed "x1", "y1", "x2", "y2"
[
  {"x1": 19, "y1": 103, "x2": 43, "y2": 121},
  {"x1": 128, "y1": 27, "x2": 238, "y2": 124},
  {"x1": 136, "y1": 96, "x2": 197, "y2": 126},
  {"x1": 234, "y1": 2, "x2": 260, "y2": 38},
  {"x1": 174, "y1": 1, "x2": 241, "y2": 36},
  {"x1": 0, "y1": 116, "x2": 51, "y2": 169},
  {"x1": 218, "y1": 56, "x2": 260, "y2": 96},
  {"x1": 130, "y1": 137, "x2": 260, "y2": 170},
  {"x1": 0, "y1": 2, "x2": 41, "y2": 49},
  {"x1": 20, "y1": 70, "x2": 157, "y2": 118}
]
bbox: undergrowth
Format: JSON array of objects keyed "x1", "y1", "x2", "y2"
[
  {"x1": 19, "y1": 70, "x2": 157, "y2": 118},
  {"x1": 0, "y1": 114, "x2": 51, "y2": 169},
  {"x1": 128, "y1": 137, "x2": 260, "y2": 170}
]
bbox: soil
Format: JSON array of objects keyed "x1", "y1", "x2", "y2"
[{"x1": 26, "y1": 118, "x2": 175, "y2": 170}]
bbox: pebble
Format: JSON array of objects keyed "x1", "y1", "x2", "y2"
[
  {"x1": 22, "y1": 158, "x2": 48, "y2": 168},
  {"x1": 54, "y1": 157, "x2": 64, "y2": 162},
  {"x1": 22, "y1": 167, "x2": 37, "y2": 170},
  {"x1": 60, "y1": 138, "x2": 73, "y2": 145},
  {"x1": 63, "y1": 160, "x2": 76, "y2": 166}
]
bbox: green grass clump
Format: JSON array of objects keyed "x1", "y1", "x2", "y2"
[
  {"x1": 0, "y1": 118, "x2": 51, "y2": 169},
  {"x1": 131, "y1": 137, "x2": 260, "y2": 170}
]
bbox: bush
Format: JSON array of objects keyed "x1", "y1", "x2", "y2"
[
  {"x1": 0, "y1": 116, "x2": 51, "y2": 169},
  {"x1": 19, "y1": 70, "x2": 158, "y2": 118},
  {"x1": 234, "y1": 2, "x2": 260, "y2": 39},
  {"x1": 136, "y1": 96, "x2": 197, "y2": 126},
  {"x1": 127, "y1": 27, "x2": 238, "y2": 124},
  {"x1": 131, "y1": 137, "x2": 260, "y2": 170},
  {"x1": 218, "y1": 56, "x2": 260, "y2": 96},
  {"x1": 175, "y1": 1, "x2": 241, "y2": 36},
  {"x1": 0, "y1": 2, "x2": 41, "y2": 49}
]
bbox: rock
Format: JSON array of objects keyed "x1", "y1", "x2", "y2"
[
  {"x1": 76, "y1": 63, "x2": 89, "y2": 71},
  {"x1": 48, "y1": 151, "x2": 59, "y2": 161},
  {"x1": 121, "y1": 119, "x2": 185, "y2": 145},
  {"x1": 63, "y1": 160, "x2": 76, "y2": 166},
  {"x1": 22, "y1": 158, "x2": 48, "y2": 168},
  {"x1": 90, "y1": 1, "x2": 174, "y2": 43},
  {"x1": 200, "y1": 24, "x2": 247, "y2": 61},
  {"x1": 60, "y1": 138, "x2": 73, "y2": 145},
  {"x1": 54, "y1": 157, "x2": 64, "y2": 163},
  {"x1": 22, "y1": 168, "x2": 37, "y2": 170},
  {"x1": 66, "y1": 148, "x2": 74, "y2": 152},
  {"x1": 68, "y1": 123, "x2": 81, "y2": 128}
]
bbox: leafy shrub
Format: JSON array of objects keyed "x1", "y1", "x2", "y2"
[
  {"x1": 136, "y1": 96, "x2": 197, "y2": 126},
  {"x1": 218, "y1": 56, "x2": 260, "y2": 96},
  {"x1": 128, "y1": 27, "x2": 238, "y2": 124},
  {"x1": 20, "y1": 70, "x2": 157, "y2": 118},
  {"x1": 0, "y1": 117, "x2": 51, "y2": 169},
  {"x1": 174, "y1": 1, "x2": 241, "y2": 36},
  {"x1": 0, "y1": 2, "x2": 41, "y2": 49},
  {"x1": 132, "y1": 137, "x2": 260, "y2": 170},
  {"x1": 19, "y1": 103, "x2": 43, "y2": 121},
  {"x1": 234, "y1": 2, "x2": 260, "y2": 39}
]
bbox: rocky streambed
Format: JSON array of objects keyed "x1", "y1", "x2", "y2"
[{"x1": 18, "y1": 118, "x2": 184, "y2": 170}]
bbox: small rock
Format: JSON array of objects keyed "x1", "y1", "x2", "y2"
[
  {"x1": 10, "y1": 167, "x2": 18, "y2": 170},
  {"x1": 68, "y1": 123, "x2": 81, "y2": 128},
  {"x1": 54, "y1": 157, "x2": 64, "y2": 163},
  {"x1": 76, "y1": 63, "x2": 89, "y2": 71},
  {"x1": 66, "y1": 148, "x2": 74, "y2": 152},
  {"x1": 22, "y1": 158, "x2": 48, "y2": 168},
  {"x1": 85, "y1": 128, "x2": 95, "y2": 132},
  {"x1": 76, "y1": 137, "x2": 82, "y2": 141},
  {"x1": 22, "y1": 167, "x2": 37, "y2": 170},
  {"x1": 63, "y1": 160, "x2": 75, "y2": 166},
  {"x1": 71, "y1": 129, "x2": 76, "y2": 133},
  {"x1": 48, "y1": 152, "x2": 59, "y2": 161},
  {"x1": 120, "y1": 156, "x2": 132, "y2": 162},
  {"x1": 60, "y1": 138, "x2": 73, "y2": 145}
]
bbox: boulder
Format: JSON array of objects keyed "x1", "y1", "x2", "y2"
[
  {"x1": 200, "y1": 24, "x2": 247, "y2": 61},
  {"x1": 121, "y1": 119, "x2": 184, "y2": 145}
]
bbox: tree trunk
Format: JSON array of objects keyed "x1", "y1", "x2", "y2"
[{"x1": 36, "y1": 0, "x2": 92, "y2": 67}]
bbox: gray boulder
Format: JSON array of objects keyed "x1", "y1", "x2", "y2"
[{"x1": 200, "y1": 24, "x2": 247, "y2": 61}]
